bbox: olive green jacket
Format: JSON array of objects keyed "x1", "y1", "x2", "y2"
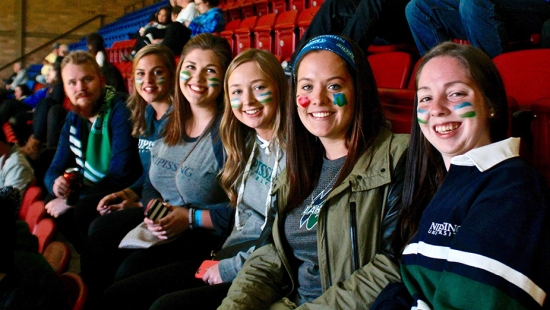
[{"x1": 219, "y1": 129, "x2": 409, "y2": 310}]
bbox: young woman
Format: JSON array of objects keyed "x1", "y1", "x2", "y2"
[
  {"x1": 85, "y1": 33, "x2": 232, "y2": 308},
  {"x1": 380, "y1": 42, "x2": 550, "y2": 309},
  {"x1": 87, "y1": 32, "x2": 127, "y2": 93},
  {"x1": 219, "y1": 34, "x2": 410, "y2": 309},
  {"x1": 100, "y1": 49, "x2": 288, "y2": 310},
  {"x1": 80, "y1": 44, "x2": 176, "y2": 307}
]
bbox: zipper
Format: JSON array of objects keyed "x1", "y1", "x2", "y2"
[
  {"x1": 350, "y1": 201, "x2": 359, "y2": 271},
  {"x1": 324, "y1": 205, "x2": 332, "y2": 287}
]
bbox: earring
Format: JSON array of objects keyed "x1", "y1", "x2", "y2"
[{"x1": 490, "y1": 112, "x2": 495, "y2": 118}]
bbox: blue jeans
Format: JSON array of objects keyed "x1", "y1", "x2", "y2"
[{"x1": 406, "y1": 0, "x2": 550, "y2": 57}]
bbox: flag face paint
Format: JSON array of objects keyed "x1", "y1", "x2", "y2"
[
  {"x1": 208, "y1": 78, "x2": 220, "y2": 87},
  {"x1": 454, "y1": 102, "x2": 476, "y2": 118},
  {"x1": 256, "y1": 91, "x2": 273, "y2": 105},
  {"x1": 417, "y1": 107, "x2": 428, "y2": 124},
  {"x1": 135, "y1": 77, "x2": 144, "y2": 86},
  {"x1": 156, "y1": 76, "x2": 166, "y2": 85},
  {"x1": 180, "y1": 70, "x2": 191, "y2": 81},
  {"x1": 230, "y1": 98, "x2": 242, "y2": 109},
  {"x1": 298, "y1": 96, "x2": 310, "y2": 108},
  {"x1": 333, "y1": 93, "x2": 347, "y2": 107}
]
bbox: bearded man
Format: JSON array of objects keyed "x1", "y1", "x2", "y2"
[{"x1": 44, "y1": 51, "x2": 141, "y2": 252}]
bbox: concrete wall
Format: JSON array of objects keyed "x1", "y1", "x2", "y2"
[{"x1": 0, "y1": 0, "x2": 148, "y2": 77}]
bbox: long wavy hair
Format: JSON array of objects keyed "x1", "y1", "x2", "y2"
[
  {"x1": 126, "y1": 44, "x2": 176, "y2": 138},
  {"x1": 220, "y1": 49, "x2": 288, "y2": 207},
  {"x1": 162, "y1": 33, "x2": 232, "y2": 145},
  {"x1": 394, "y1": 42, "x2": 509, "y2": 254},
  {"x1": 285, "y1": 35, "x2": 385, "y2": 213}
]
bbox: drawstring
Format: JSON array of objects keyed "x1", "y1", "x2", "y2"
[{"x1": 234, "y1": 136, "x2": 280, "y2": 231}]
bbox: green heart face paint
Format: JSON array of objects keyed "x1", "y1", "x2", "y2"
[
  {"x1": 256, "y1": 91, "x2": 273, "y2": 104},
  {"x1": 230, "y1": 98, "x2": 242, "y2": 109},
  {"x1": 208, "y1": 77, "x2": 220, "y2": 87},
  {"x1": 417, "y1": 107, "x2": 428, "y2": 124},
  {"x1": 454, "y1": 102, "x2": 476, "y2": 118},
  {"x1": 180, "y1": 70, "x2": 191, "y2": 81},
  {"x1": 333, "y1": 93, "x2": 347, "y2": 107},
  {"x1": 135, "y1": 77, "x2": 144, "y2": 86},
  {"x1": 156, "y1": 76, "x2": 166, "y2": 85}
]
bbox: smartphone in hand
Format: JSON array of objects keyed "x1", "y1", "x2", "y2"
[
  {"x1": 195, "y1": 260, "x2": 219, "y2": 279},
  {"x1": 145, "y1": 199, "x2": 170, "y2": 221}
]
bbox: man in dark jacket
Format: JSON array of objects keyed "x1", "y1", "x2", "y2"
[{"x1": 44, "y1": 51, "x2": 141, "y2": 252}]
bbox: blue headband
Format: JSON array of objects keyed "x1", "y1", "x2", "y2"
[{"x1": 292, "y1": 35, "x2": 356, "y2": 78}]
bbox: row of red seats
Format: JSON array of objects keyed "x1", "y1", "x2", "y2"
[{"x1": 221, "y1": 0, "x2": 324, "y2": 21}]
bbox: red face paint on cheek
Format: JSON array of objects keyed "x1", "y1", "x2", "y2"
[{"x1": 298, "y1": 96, "x2": 310, "y2": 108}]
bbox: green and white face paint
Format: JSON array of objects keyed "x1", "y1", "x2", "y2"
[
  {"x1": 454, "y1": 102, "x2": 476, "y2": 118},
  {"x1": 333, "y1": 93, "x2": 348, "y2": 107},
  {"x1": 256, "y1": 91, "x2": 273, "y2": 104},
  {"x1": 180, "y1": 70, "x2": 191, "y2": 81},
  {"x1": 417, "y1": 107, "x2": 429, "y2": 124},
  {"x1": 208, "y1": 77, "x2": 221, "y2": 88},
  {"x1": 156, "y1": 76, "x2": 166, "y2": 85},
  {"x1": 135, "y1": 76, "x2": 144, "y2": 86},
  {"x1": 230, "y1": 98, "x2": 242, "y2": 109}
]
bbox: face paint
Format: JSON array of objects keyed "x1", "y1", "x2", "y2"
[
  {"x1": 230, "y1": 98, "x2": 242, "y2": 109},
  {"x1": 333, "y1": 93, "x2": 347, "y2": 107},
  {"x1": 180, "y1": 70, "x2": 191, "y2": 81},
  {"x1": 156, "y1": 76, "x2": 166, "y2": 85},
  {"x1": 135, "y1": 77, "x2": 144, "y2": 86},
  {"x1": 417, "y1": 107, "x2": 428, "y2": 124},
  {"x1": 256, "y1": 91, "x2": 273, "y2": 104},
  {"x1": 208, "y1": 77, "x2": 220, "y2": 87},
  {"x1": 454, "y1": 102, "x2": 476, "y2": 118},
  {"x1": 298, "y1": 96, "x2": 310, "y2": 108}
]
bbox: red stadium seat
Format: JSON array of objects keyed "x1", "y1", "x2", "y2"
[
  {"x1": 234, "y1": 16, "x2": 258, "y2": 54},
  {"x1": 240, "y1": 0, "x2": 255, "y2": 18},
  {"x1": 2, "y1": 122, "x2": 19, "y2": 145},
  {"x1": 271, "y1": 0, "x2": 286, "y2": 14},
  {"x1": 59, "y1": 272, "x2": 88, "y2": 310},
  {"x1": 493, "y1": 49, "x2": 550, "y2": 110},
  {"x1": 378, "y1": 88, "x2": 415, "y2": 134},
  {"x1": 407, "y1": 58, "x2": 422, "y2": 90},
  {"x1": 253, "y1": 13, "x2": 277, "y2": 53},
  {"x1": 18, "y1": 185, "x2": 42, "y2": 222},
  {"x1": 226, "y1": 0, "x2": 243, "y2": 21},
  {"x1": 33, "y1": 218, "x2": 57, "y2": 253},
  {"x1": 24, "y1": 200, "x2": 47, "y2": 232},
  {"x1": 368, "y1": 51, "x2": 413, "y2": 89},
  {"x1": 274, "y1": 10, "x2": 299, "y2": 62},
  {"x1": 43, "y1": 241, "x2": 71, "y2": 275},
  {"x1": 254, "y1": 0, "x2": 269, "y2": 16},
  {"x1": 298, "y1": 6, "x2": 320, "y2": 37},
  {"x1": 220, "y1": 19, "x2": 242, "y2": 56},
  {"x1": 289, "y1": 0, "x2": 306, "y2": 11},
  {"x1": 309, "y1": 0, "x2": 325, "y2": 6}
]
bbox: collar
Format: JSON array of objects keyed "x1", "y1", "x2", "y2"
[{"x1": 450, "y1": 137, "x2": 520, "y2": 172}]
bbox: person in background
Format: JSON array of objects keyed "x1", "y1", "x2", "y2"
[
  {"x1": 186, "y1": 0, "x2": 225, "y2": 36},
  {"x1": 14, "y1": 84, "x2": 32, "y2": 101},
  {"x1": 219, "y1": 34, "x2": 409, "y2": 309},
  {"x1": 87, "y1": 32, "x2": 127, "y2": 93},
  {"x1": 0, "y1": 128, "x2": 34, "y2": 200},
  {"x1": 405, "y1": 0, "x2": 550, "y2": 58},
  {"x1": 35, "y1": 42, "x2": 60, "y2": 84},
  {"x1": 1, "y1": 62, "x2": 28, "y2": 101},
  {"x1": 173, "y1": 0, "x2": 199, "y2": 24},
  {"x1": 133, "y1": 6, "x2": 173, "y2": 54},
  {"x1": 80, "y1": 44, "x2": 176, "y2": 307},
  {"x1": 159, "y1": 6, "x2": 191, "y2": 55},
  {"x1": 374, "y1": 42, "x2": 550, "y2": 309},
  {"x1": 43, "y1": 51, "x2": 141, "y2": 252}
]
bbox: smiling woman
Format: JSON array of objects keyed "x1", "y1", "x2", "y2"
[{"x1": 219, "y1": 34, "x2": 410, "y2": 309}]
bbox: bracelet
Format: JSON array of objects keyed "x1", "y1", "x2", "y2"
[
  {"x1": 195, "y1": 210, "x2": 202, "y2": 228},
  {"x1": 189, "y1": 207, "x2": 195, "y2": 230}
]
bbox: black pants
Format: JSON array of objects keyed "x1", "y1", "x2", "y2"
[
  {"x1": 32, "y1": 98, "x2": 67, "y2": 147},
  {"x1": 150, "y1": 282, "x2": 233, "y2": 310}
]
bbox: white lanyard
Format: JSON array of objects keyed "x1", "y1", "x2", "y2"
[{"x1": 234, "y1": 136, "x2": 280, "y2": 231}]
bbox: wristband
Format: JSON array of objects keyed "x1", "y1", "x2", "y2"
[
  {"x1": 195, "y1": 210, "x2": 202, "y2": 228},
  {"x1": 189, "y1": 207, "x2": 195, "y2": 230}
]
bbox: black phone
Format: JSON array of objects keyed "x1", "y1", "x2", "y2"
[{"x1": 145, "y1": 199, "x2": 170, "y2": 221}]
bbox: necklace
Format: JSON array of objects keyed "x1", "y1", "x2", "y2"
[{"x1": 308, "y1": 165, "x2": 343, "y2": 208}]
